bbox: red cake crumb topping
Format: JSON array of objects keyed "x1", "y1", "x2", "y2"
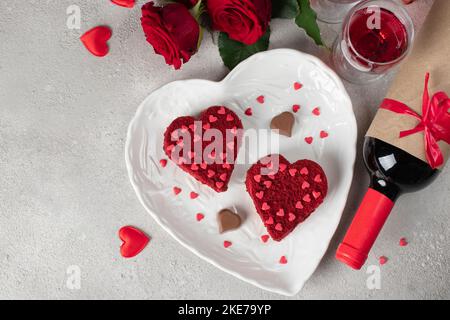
[
  {"x1": 245, "y1": 154, "x2": 328, "y2": 241},
  {"x1": 163, "y1": 106, "x2": 243, "y2": 193}
]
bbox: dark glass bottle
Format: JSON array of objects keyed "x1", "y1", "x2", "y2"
[{"x1": 336, "y1": 137, "x2": 439, "y2": 270}]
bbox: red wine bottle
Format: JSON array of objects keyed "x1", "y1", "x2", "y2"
[
  {"x1": 336, "y1": 138, "x2": 439, "y2": 269},
  {"x1": 336, "y1": 0, "x2": 450, "y2": 270}
]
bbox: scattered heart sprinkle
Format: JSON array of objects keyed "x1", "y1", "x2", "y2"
[
  {"x1": 173, "y1": 186, "x2": 182, "y2": 195},
  {"x1": 399, "y1": 237, "x2": 408, "y2": 247},
  {"x1": 196, "y1": 213, "x2": 205, "y2": 222},
  {"x1": 261, "y1": 235, "x2": 270, "y2": 243},
  {"x1": 312, "y1": 107, "x2": 321, "y2": 116},
  {"x1": 294, "y1": 82, "x2": 303, "y2": 90},
  {"x1": 292, "y1": 104, "x2": 300, "y2": 113},
  {"x1": 119, "y1": 226, "x2": 150, "y2": 258},
  {"x1": 190, "y1": 192, "x2": 199, "y2": 199},
  {"x1": 159, "y1": 159, "x2": 168, "y2": 168},
  {"x1": 111, "y1": 0, "x2": 135, "y2": 8},
  {"x1": 257, "y1": 95, "x2": 265, "y2": 104},
  {"x1": 320, "y1": 130, "x2": 329, "y2": 139},
  {"x1": 80, "y1": 26, "x2": 112, "y2": 57},
  {"x1": 223, "y1": 241, "x2": 232, "y2": 248},
  {"x1": 305, "y1": 137, "x2": 313, "y2": 144},
  {"x1": 379, "y1": 256, "x2": 388, "y2": 265},
  {"x1": 245, "y1": 107, "x2": 253, "y2": 116},
  {"x1": 279, "y1": 256, "x2": 288, "y2": 264}
]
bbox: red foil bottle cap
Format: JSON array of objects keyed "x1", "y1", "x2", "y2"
[{"x1": 336, "y1": 188, "x2": 395, "y2": 270}]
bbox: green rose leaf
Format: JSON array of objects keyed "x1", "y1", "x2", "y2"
[
  {"x1": 295, "y1": 0, "x2": 324, "y2": 46},
  {"x1": 272, "y1": 0, "x2": 299, "y2": 19},
  {"x1": 218, "y1": 29, "x2": 271, "y2": 70}
]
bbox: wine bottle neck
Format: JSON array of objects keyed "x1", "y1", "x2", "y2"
[{"x1": 369, "y1": 174, "x2": 401, "y2": 202}]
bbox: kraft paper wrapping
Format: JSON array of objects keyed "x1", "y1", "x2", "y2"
[{"x1": 366, "y1": 0, "x2": 450, "y2": 166}]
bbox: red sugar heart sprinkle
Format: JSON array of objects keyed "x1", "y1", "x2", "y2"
[
  {"x1": 190, "y1": 192, "x2": 199, "y2": 199},
  {"x1": 254, "y1": 175, "x2": 262, "y2": 183},
  {"x1": 300, "y1": 167, "x2": 309, "y2": 175},
  {"x1": 261, "y1": 235, "x2": 270, "y2": 243},
  {"x1": 159, "y1": 159, "x2": 168, "y2": 168},
  {"x1": 245, "y1": 108, "x2": 253, "y2": 116},
  {"x1": 279, "y1": 256, "x2": 288, "y2": 264},
  {"x1": 256, "y1": 191, "x2": 264, "y2": 199},
  {"x1": 292, "y1": 104, "x2": 300, "y2": 113},
  {"x1": 399, "y1": 238, "x2": 408, "y2": 247},
  {"x1": 320, "y1": 130, "x2": 329, "y2": 139},
  {"x1": 218, "y1": 107, "x2": 226, "y2": 115},
  {"x1": 216, "y1": 181, "x2": 224, "y2": 189},
  {"x1": 226, "y1": 114, "x2": 234, "y2": 121},
  {"x1": 294, "y1": 82, "x2": 303, "y2": 90},
  {"x1": 80, "y1": 26, "x2": 112, "y2": 57},
  {"x1": 379, "y1": 256, "x2": 388, "y2": 265},
  {"x1": 173, "y1": 187, "x2": 182, "y2": 195},
  {"x1": 305, "y1": 137, "x2": 313, "y2": 144},
  {"x1": 263, "y1": 181, "x2": 272, "y2": 188},
  {"x1": 119, "y1": 226, "x2": 150, "y2": 258},
  {"x1": 314, "y1": 174, "x2": 322, "y2": 183},
  {"x1": 312, "y1": 107, "x2": 321, "y2": 116},
  {"x1": 223, "y1": 241, "x2": 232, "y2": 248},
  {"x1": 196, "y1": 213, "x2": 205, "y2": 221},
  {"x1": 257, "y1": 95, "x2": 265, "y2": 104},
  {"x1": 111, "y1": 0, "x2": 135, "y2": 8}
]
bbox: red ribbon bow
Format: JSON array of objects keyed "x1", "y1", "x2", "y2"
[{"x1": 380, "y1": 73, "x2": 450, "y2": 169}]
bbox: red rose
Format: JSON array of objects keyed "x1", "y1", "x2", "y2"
[
  {"x1": 207, "y1": 0, "x2": 272, "y2": 45},
  {"x1": 141, "y1": 1, "x2": 200, "y2": 70}
]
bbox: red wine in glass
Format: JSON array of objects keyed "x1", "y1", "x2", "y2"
[{"x1": 348, "y1": 8, "x2": 409, "y2": 70}]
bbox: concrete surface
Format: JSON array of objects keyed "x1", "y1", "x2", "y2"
[{"x1": 0, "y1": 0, "x2": 448, "y2": 299}]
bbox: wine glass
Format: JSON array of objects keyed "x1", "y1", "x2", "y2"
[
  {"x1": 330, "y1": 0, "x2": 414, "y2": 84},
  {"x1": 310, "y1": 0, "x2": 361, "y2": 24}
]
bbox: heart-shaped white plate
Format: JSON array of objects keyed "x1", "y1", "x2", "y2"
[{"x1": 125, "y1": 49, "x2": 356, "y2": 296}]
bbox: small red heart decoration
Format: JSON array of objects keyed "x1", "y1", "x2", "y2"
[
  {"x1": 246, "y1": 154, "x2": 328, "y2": 241},
  {"x1": 320, "y1": 130, "x2": 329, "y2": 139},
  {"x1": 164, "y1": 106, "x2": 243, "y2": 192},
  {"x1": 80, "y1": 26, "x2": 112, "y2": 57},
  {"x1": 119, "y1": 226, "x2": 150, "y2": 258},
  {"x1": 257, "y1": 95, "x2": 265, "y2": 104},
  {"x1": 111, "y1": 0, "x2": 135, "y2": 8},
  {"x1": 294, "y1": 82, "x2": 303, "y2": 90}
]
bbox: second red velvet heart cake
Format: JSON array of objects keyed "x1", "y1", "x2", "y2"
[
  {"x1": 246, "y1": 154, "x2": 328, "y2": 241},
  {"x1": 164, "y1": 106, "x2": 243, "y2": 192}
]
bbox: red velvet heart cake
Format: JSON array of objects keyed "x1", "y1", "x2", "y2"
[
  {"x1": 246, "y1": 154, "x2": 328, "y2": 241},
  {"x1": 164, "y1": 106, "x2": 243, "y2": 192}
]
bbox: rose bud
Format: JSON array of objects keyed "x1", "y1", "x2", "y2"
[
  {"x1": 207, "y1": 0, "x2": 272, "y2": 45},
  {"x1": 141, "y1": 1, "x2": 200, "y2": 70}
]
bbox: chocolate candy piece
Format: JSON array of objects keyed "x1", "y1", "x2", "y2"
[
  {"x1": 270, "y1": 112, "x2": 295, "y2": 137},
  {"x1": 218, "y1": 209, "x2": 242, "y2": 233}
]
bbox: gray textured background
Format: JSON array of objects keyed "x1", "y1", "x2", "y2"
[{"x1": 0, "y1": 0, "x2": 448, "y2": 299}]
